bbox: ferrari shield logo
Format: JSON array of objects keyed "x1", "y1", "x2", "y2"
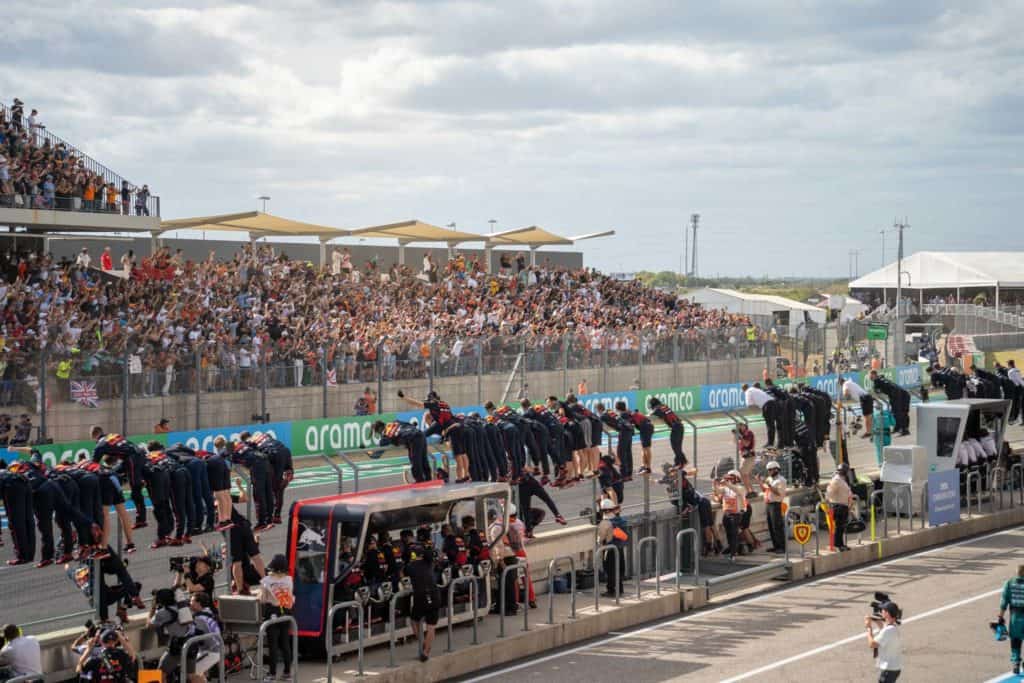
[{"x1": 792, "y1": 523, "x2": 813, "y2": 545}]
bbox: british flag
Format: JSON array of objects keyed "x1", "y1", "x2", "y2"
[{"x1": 70, "y1": 380, "x2": 100, "y2": 408}]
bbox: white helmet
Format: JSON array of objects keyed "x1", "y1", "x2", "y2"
[
  {"x1": 766, "y1": 461, "x2": 781, "y2": 471},
  {"x1": 600, "y1": 498, "x2": 618, "y2": 511},
  {"x1": 507, "y1": 504, "x2": 517, "y2": 516},
  {"x1": 726, "y1": 469, "x2": 741, "y2": 479}
]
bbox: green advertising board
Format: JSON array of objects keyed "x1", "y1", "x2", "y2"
[
  {"x1": 291, "y1": 413, "x2": 397, "y2": 456},
  {"x1": 637, "y1": 386, "x2": 701, "y2": 414},
  {"x1": 27, "y1": 433, "x2": 168, "y2": 468},
  {"x1": 867, "y1": 323, "x2": 888, "y2": 341}
]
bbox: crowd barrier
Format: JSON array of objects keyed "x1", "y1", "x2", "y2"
[{"x1": 5, "y1": 363, "x2": 928, "y2": 467}]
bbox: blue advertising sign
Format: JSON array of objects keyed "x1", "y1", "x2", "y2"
[
  {"x1": 927, "y1": 469, "x2": 961, "y2": 526},
  {"x1": 166, "y1": 420, "x2": 292, "y2": 453},
  {"x1": 701, "y1": 383, "x2": 746, "y2": 412},
  {"x1": 576, "y1": 391, "x2": 637, "y2": 415},
  {"x1": 807, "y1": 373, "x2": 840, "y2": 397}
]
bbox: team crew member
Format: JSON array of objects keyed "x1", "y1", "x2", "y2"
[
  {"x1": 1007, "y1": 360, "x2": 1024, "y2": 424},
  {"x1": 373, "y1": 420, "x2": 431, "y2": 483},
  {"x1": 488, "y1": 405, "x2": 527, "y2": 481},
  {"x1": 629, "y1": 408, "x2": 655, "y2": 474},
  {"x1": 826, "y1": 463, "x2": 853, "y2": 551},
  {"x1": 743, "y1": 383, "x2": 778, "y2": 447},
  {"x1": 762, "y1": 461, "x2": 787, "y2": 553},
  {"x1": 713, "y1": 469, "x2": 746, "y2": 560},
  {"x1": 203, "y1": 440, "x2": 235, "y2": 531},
  {"x1": 794, "y1": 418, "x2": 819, "y2": 487},
  {"x1": 399, "y1": 389, "x2": 455, "y2": 429},
  {"x1": 734, "y1": 422, "x2": 756, "y2": 495},
  {"x1": 764, "y1": 379, "x2": 796, "y2": 447},
  {"x1": 230, "y1": 434, "x2": 274, "y2": 531},
  {"x1": 142, "y1": 445, "x2": 176, "y2": 548},
  {"x1": 249, "y1": 432, "x2": 293, "y2": 524},
  {"x1": 436, "y1": 415, "x2": 472, "y2": 483},
  {"x1": 517, "y1": 471, "x2": 567, "y2": 536},
  {"x1": 842, "y1": 375, "x2": 874, "y2": 438},
  {"x1": 404, "y1": 543, "x2": 441, "y2": 662},
  {"x1": 674, "y1": 472, "x2": 717, "y2": 556},
  {"x1": 596, "y1": 498, "x2": 628, "y2": 597},
  {"x1": 165, "y1": 443, "x2": 214, "y2": 535},
  {"x1": 507, "y1": 505, "x2": 536, "y2": 608},
  {"x1": 929, "y1": 364, "x2": 966, "y2": 400},
  {"x1": 0, "y1": 461, "x2": 36, "y2": 564},
  {"x1": 76, "y1": 457, "x2": 133, "y2": 555},
  {"x1": 597, "y1": 402, "x2": 634, "y2": 479},
  {"x1": 90, "y1": 427, "x2": 147, "y2": 529},
  {"x1": 568, "y1": 395, "x2": 603, "y2": 476},
  {"x1": 996, "y1": 564, "x2": 1024, "y2": 675},
  {"x1": 228, "y1": 507, "x2": 266, "y2": 593},
  {"x1": 45, "y1": 463, "x2": 82, "y2": 563},
  {"x1": 546, "y1": 397, "x2": 582, "y2": 481},
  {"x1": 869, "y1": 371, "x2": 911, "y2": 437},
  {"x1": 518, "y1": 405, "x2": 553, "y2": 482},
  {"x1": 648, "y1": 397, "x2": 687, "y2": 469},
  {"x1": 55, "y1": 460, "x2": 104, "y2": 560}
]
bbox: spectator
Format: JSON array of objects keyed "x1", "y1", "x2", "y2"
[
  {"x1": 258, "y1": 554, "x2": 294, "y2": 682},
  {"x1": 100, "y1": 246, "x2": 113, "y2": 271},
  {"x1": 75, "y1": 247, "x2": 91, "y2": 269},
  {"x1": 0, "y1": 623, "x2": 42, "y2": 680},
  {"x1": 154, "y1": 417, "x2": 171, "y2": 433},
  {"x1": 135, "y1": 184, "x2": 150, "y2": 216}
]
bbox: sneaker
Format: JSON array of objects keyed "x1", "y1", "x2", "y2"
[
  {"x1": 131, "y1": 521, "x2": 148, "y2": 530},
  {"x1": 215, "y1": 520, "x2": 235, "y2": 532},
  {"x1": 262, "y1": 676, "x2": 277, "y2": 683},
  {"x1": 540, "y1": 476, "x2": 550, "y2": 486},
  {"x1": 90, "y1": 547, "x2": 112, "y2": 560},
  {"x1": 123, "y1": 543, "x2": 137, "y2": 554},
  {"x1": 528, "y1": 601, "x2": 537, "y2": 609},
  {"x1": 35, "y1": 559, "x2": 53, "y2": 569},
  {"x1": 1013, "y1": 662, "x2": 1020, "y2": 675},
  {"x1": 555, "y1": 515, "x2": 567, "y2": 525}
]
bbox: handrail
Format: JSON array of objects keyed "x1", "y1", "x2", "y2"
[
  {"x1": 675, "y1": 528, "x2": 700, "y2": 589},
  {"x1": 893, "y1": 484, "x2": 910, "y2": 535},
  {"x1": 679, "y1": 414, "x2": 699, "y2": 473},
  {"x1": 546, "y1": 556, "x2": 577, "y2": 624},
  {"x1": 634, "y1": 536, "x2": 661, "y2": 598},
  {"x1": 498, "y1": 564, "x2": 525, "y2": 638},
  {"x1": 990, "y1": 467, "x2": 1006, "y2": 512},
  {"x1": 387, "y1": 587, "x2": 414, "y2": 667},
  {"x1": 256, "y1": 615, "x2": 298, "y2": 683},
  {"x1": 320, "y1": 453, "x2": 345, "y2": 494},
  {"x1": 965, "y1": 470, "x2": 981, "y2": 517},
  {"x1": 327, "y1": 600, "x2": 364, "y2": 678},
  {"x1": 595, "y1": 544, "x2": 621, "y2": 611},
  {"x1": 180, "y1": 632, "x2": 225, "y2": 683},
  {"x1": 446, "y1": 575, "x2": 479, "y2": 652},
  {"x1": 814, "y1": 504, "x2": 823, "y2": 556},
  {"x1": 1011, "y1": 463, "x2": 1024, "y2": 507},
  {"x1": 869, "y1": 490, "x2": 885, "y2": 540},
  {"x1": 919, "y1": 483, "x2": 928, "y2": 529},
  {"x1": 6, "y1": 675, "x2": 44, "y2": 683}
]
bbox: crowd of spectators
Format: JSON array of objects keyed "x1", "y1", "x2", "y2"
[
  {"x1": 0, "y1": 98, "x2": 152, "y2": 215},
  {"x1": 0, "y1": 241, "x2": 768, "y2": 409}
]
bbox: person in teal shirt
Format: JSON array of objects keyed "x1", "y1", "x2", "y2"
[{"x1": 998, "y1": 564, "x2": 1024, "y2": 675}]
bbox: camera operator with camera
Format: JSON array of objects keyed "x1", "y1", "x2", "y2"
[
  {"x1": 864, "y1": 597, "x2": 902, "y2": 682},
  {"x1": 173, "y1": 555, "x2": 216, "y2": 596},
  {"x1": 149, "y1": 586, "x2": 219, "y2": 682},
  {"x1": 75, "y1": 627, "x2": 136, "y2": 682}
]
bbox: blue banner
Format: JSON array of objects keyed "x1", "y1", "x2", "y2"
[
  {"x1": 576, "y1": 391, "x2": 637, "y2": 415},
  {"x1": 927, "y1": 469, "x2": 961, "y2": 526},
  {"x1": 701, "y1": 383, "x2": 746, "y2": 412},
  {"x1": 166, "y1": 420, "x2": 292, "y2": 453}
]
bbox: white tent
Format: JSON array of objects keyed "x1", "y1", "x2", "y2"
[
  {"x1": 850, "y1": 252, "x2": 1024, "y2": 308},
  {"x1": 818, "y1": 293, "x2": 868, "y2": 321},
  {"x1": 687, "y1": 288, "x2": 826, "y2": 328}
]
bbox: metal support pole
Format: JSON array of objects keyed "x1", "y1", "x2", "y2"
[
  {"x1": 256, "y1": 616, "x2": 298, "y2": 683},
  {"x1": 562, "y1": 334, "x2": 569, "y2": 394},
  {"x1": 672, "y1": 330, "x2": 680, "y2": 386},
  {"x1": 602, "y1": 343, "x2": 609, "y2": 393},
  {"x1": 634, "y1": 536, "x2": 660, "y2": 598},
  {"x1": 38, "y1": 347, "x2": 47, "y2": 442},
  {"x1": 121, "y1": 347, "x2": 129, "y2": 434},
  {"x1": 498, "y1": 564, "x2": 525, "y2": 638},
  {"x1": 638, "y1": 334, "x2": 645, "y2": 389},
  {"x1": 446, "y1": 576, "x2": 478, "y2": 651},
  {"x1": 321, "y1": 454, "x2": 344, "y2": 494},
  {"x1": 520, "y1": 338, "x2": 527, "y2": 397},
  {"x1": 327, "y1": 601, "x2": 364, "y2": 678},
  {"x1": 1011, "y1": 463, "x2": 1024, "y2": 507},
  {"x1": 180, "y1": 633, "x2": 226, "y2": 683},
  {"x1": 388, "y1": 588, "x2": 413, "y2": 667},
  {"x1": 429, "y1": 341, "x2": 435, "y2": 393},
  {"x1": 194, "y1": 346, "x2": 202, "y2": 430},
  {"x1": 321, "y1": 347, "x2": 328, "y2": 419},
  {"x1": 260, "y1": 348, "x2": 268, "y2": 422},
  {"x1": 92, "y1": 557, "x2": 103, "y2": 623},
  {"x1": 674, "y1": 528, "x2": 699, "y2": 589},
  {"x1": 476, "y1": 341, "x2": 483, "y2": 404},
  {"x1": 338, "y1": 452, "x2": 362, "y2": 492},
  {"x1": 376, "y1": 343, "x2": 384, "y2": 415},
  {"x1": 869, "y1": 490, "x2": 885, "y2": 539},
  {"x1": 965, "y1": 471, "x2": 981, "y2": 517},
  {"x1": 546, "y1": 556, "x2": 577, "y2": 624},
  {"x1": 991, "y1": 468, "x2": 1006, "y2": 512}
]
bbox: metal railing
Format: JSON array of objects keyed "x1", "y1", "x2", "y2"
[
  {"x1": 387, "y1": 587, "x2": 414, "y2": 667},
  {"x1": 674, "y1": 528, "x2": 700, "y2": 589},
  {"x1": 965, "y1": 471, "x2": 982, "y2": 517},
  {"x1": 256, "y1": 615, "x2": 298, "y2": 683},
  {"x1": 991, "y1": 468, "x2": 1006, "y2": 512},
  {"x1": 546, "y1": 556, "x2": 577, "y2": 624},
  {"x1": 1012, "y1": 463, "x2": 1024, "y2": 507},
  {"x1": 179, "y1": 632, "x2": 225, "y2": 683},
  {"x1": 327, "y1": 600, "x2": 365, "y2": 678},
  {"x1": 634, "y1": 536, "x2": 661, "y2": 598},
  {"x1": 498, "y1": 564, "x2": 525, "y2": 638},
  {"x1": 445, "y1": 576, "x2": 479, "y2": 651}
]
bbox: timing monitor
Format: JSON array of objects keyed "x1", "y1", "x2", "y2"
[{"x1": 915, "y1": 399, "x2": 1010, "y2": 472}]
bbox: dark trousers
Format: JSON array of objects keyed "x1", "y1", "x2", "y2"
[
  {"x1": 34, "y1": 480, "x2": 95, "y2": 561},
  {"x1": 878, "y1": 670, "x2": 901, "y2": 682},
  {"x1": 98, "y1": 550, "x2": 139, "y2": 620},
  {"x1": 270, "y1": 469, "x2": 289, "y2": 519},
  {"x1": 406, "y1": 433, "x2": 432, "y2": 483},
  {"x1": 602, "y1": 545, "x2": 625, "y2": 594},
  {"x1": 2, "y1": 480, "x2": 35, "y2": 561},
  {"x1": 145, "y1": 469, "x2": 174, "y2": 539},
  {"x1": 528, "y1": 424, "x2": 550, "y2": 475},
  {"x1": 762, "y1": 401, "x2": 778, "y2": 447},
  {"x1": 169, "y1": 468, "x2": 194, "y2": 538},
  {"x1": 184, "y1": 458, "x2": 212, "y2": 530},
  {"x1": 500, "y1": 557, "x2": 519, "y2": 613},
  {"x1": 616, "y1": 430, "x2": 634, "y2": 477},
  {"x1": 74, "y1": 473, "x2": 102, "y2": 526},
  {"x1": 766, "y1": 501, "x2": 785, "y2": 551},
  {"x1": 722, "y1": 512, "x2": 741, "y2": 556},
  {"x1": 264, "y1": 610, "x2": 293, "y2": 675},
  {"x1": 800, "y1": 443, "x2": 819, "y2": 486},
  {"x1": 249, "y1": 458, "x2": 274, "y2": 525},
  {"x1": 831, "y1": 503, "x2": 849, "y2": 549},
  {"x1": 127, "y1": 454, "x2": 147, "y2": 524},
  {"x1": 1011, "y1": 386, "x2": 1022, "y2": 422},
  {"x1": 53, "y1": 477, "x2": 80, "y2": 556},
  {"x1": 669, "y1": 425, "x2": 686, "y2": 468},
  {"x1": 518, "y1": 478, "x2": 560, "y2": 532},
  {"x1": 501, "y1": 426, "x2": 525, "y2": 479}
]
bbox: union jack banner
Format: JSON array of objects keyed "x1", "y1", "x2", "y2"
[
  {"x1": 327, "y1": 369, "x2": 338, "y2": 387},
  {"x1": 946, "y1": 334, "x2": 976, "y2": 358},
  {"x1": 70, "y1": 380, "x2": 100, "y2": 408}
]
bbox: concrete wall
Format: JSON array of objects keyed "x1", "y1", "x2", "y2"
[{"x1": 40, "y1": 355, "x2": 772, "y2": 442}]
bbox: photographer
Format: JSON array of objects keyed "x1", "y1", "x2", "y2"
[
  {"x1": 0, "y1": 623, "x2": 41, "y2": 680},
  {"x1": 174, "y1": 555, "x2": 216, "y2": 596},
  {"x1": 76, "y1": 628, "x2": 136, "y2": 682},
  {"x1": 865, "y1": 601, "x2": 902, "y2": 682},
  {"x1": 228, "y1": 508, "x2": 266, "y2": 594},
  {"x1": 150, "y1": 587, "x2": 217, "y2": 682}
]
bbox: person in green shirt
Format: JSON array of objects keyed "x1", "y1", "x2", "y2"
[{"x1": 997, "y1": 564, "x2": 1024, "y2": 675}]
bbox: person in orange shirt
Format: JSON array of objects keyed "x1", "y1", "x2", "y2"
[
  {"x1": 154, "y1": 418, "x2": 170, "y2": 433},
  {"x1": 82, "y1": 180, "x2": 96, "y2": 209},
  {"x1": 577, "y1": 379, "x2": 588, "y2": 396},
  {"x1": 105, "y1": 183, "x2": 117, "y2": 212},
  {"x1": 363, "y1": 387, "x2": 377, "y2": 414}
]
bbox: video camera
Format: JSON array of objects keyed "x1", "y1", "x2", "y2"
[
  {"x1": 869, "y1": 591, "x2": 899, "y2": 621},
  {"x1": 169, "y1": 551, "x2": 224, "y2": 575}
]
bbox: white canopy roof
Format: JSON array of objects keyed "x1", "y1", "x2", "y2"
[
  {"x1": 849, "y1": 252, "x2": 1024, "y2": 289},
  {"x1": 687, "y1": 288, "x2": 827, "y2": 324}
]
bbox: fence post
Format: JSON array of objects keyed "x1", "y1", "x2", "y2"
[
  {"x1": 429, "y1": 340, "x2": 435, "y2": 393},
  {"x1": 638, "y1": 333, "x2": 645, "y2": 390},
  {"x1": 121, "y1": 347, "x2": 129, "y2": 434},
  {"x1": 476, "y1": 341, "x2": 483, "y2": 404},
  {"x1": 38, "y1": 347, "x2": 47, "y2": 442},
  {"x1": 321, "y1": 346, "x2": 329, "y2": 419},
  {"x1": 672, "y1": 330, "x2": 680, "y2": 386},
  {"x1": 260, "y1": 347, "x2": 268, "y2": 423},
  {"x1": 194, "y1": 346, "x2": 202, "y2": 430},
  {"x1": 562, "y1": 334, "x2": 569, "y2": 394},
  {"x1": 519, "y1": 338, "x2": 527, "y2": 397},
  {"x1": 602, "y1": 342, "x2": 609, "y2": 393}
]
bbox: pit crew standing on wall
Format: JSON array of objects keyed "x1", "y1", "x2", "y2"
[
  {"x1": 628, "y1": 406, "x2": 655, "y2": 474},
  {"x1": 648, "y1": 397, "x2": 688, "y2": 470},
  {"x1": 90, "y1": 427, "x2": 147, "y2": 531},
  {"x1": 743, "y1": 383, "x2": 778, "y2": 448},
  {"x1": 230, "y1": 434, "x2": 274, "y2": 532},
  {"x1": 248, "y1": 432, "x2": 293, "y2": 525},
  {"x1": 372, "y1": 419, "x2": 432, "y2": 483}
]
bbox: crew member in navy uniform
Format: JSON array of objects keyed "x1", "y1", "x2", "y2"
[
  {"x1": 231, "y1": 433, "x2": 275, "y2": 531},
  {"x1": 373, "y1": 420, "x2": 431, "y2": 483},
  {"x1": 90, "y1": 427, "x2": 147, "y2": 529},
  {"x1": 248, "y1": 432, "x2": 293, "y2": 525},
  {"x1": 0, "y1": 460, "x2": 35, "y2": 565},
  {"x1": 869, "y1": 371, "x2": 911, "y2": 436},
  {"x1": 648, "y1": 397, "x2": 687, "y2": 469}
]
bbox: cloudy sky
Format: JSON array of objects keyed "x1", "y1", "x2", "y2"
[{"x1": 3, "y1": 1, "x2": 1022, "y2": 277}]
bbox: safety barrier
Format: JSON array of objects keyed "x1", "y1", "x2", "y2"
[
  {"x1": 674, "y1": 528, "x2": 700, "y2": 589},
  {"x1": 634, "y1": 536, "x2": 661, "y2": 598},
  {"x1": 814, "y1": 504, "x2": 824, "y2": 556},
  {"x1": 892, "y1": 484, "x2": 911, "y2": 535},
  {"x1": 386, "y1": 584, "x2": 414, "y2": 667},
  {"x1": 327, "y1": 600, "x2": 365, "y2": 679},
  {"x1": 446, "y1": 575, "x2": 479, "y2": 652},
  {"x1": 1012, "y1": 463, "x2": 1024, "y2": 507},
  {"x1": 498, "y1": 564, "x2": 526, "y2": 638},
  {"x1": 256, "y1": 615, "x2": 298, "y2": 683},
  {"x1": 705, "y1": 559, "x2": 790, "y2": 597},
  {"x1": 965, "y1": 471, "x2": 982, "y2": 517},
  {"x1": 546, "y1": 556, "x2": 577, "y2": 624},
  {"x1": 179, "y1": 632, "x2": 225, "y2": 683},
  {"x1": 595, "y1": 544, "x2": 622, "y2": 611},
  {"x1": 869, "y1": 490, "x2": 885, "y2": 540},
  {"x1": 991, "y1": 467, "x2": 1006, "y2": 512}
]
